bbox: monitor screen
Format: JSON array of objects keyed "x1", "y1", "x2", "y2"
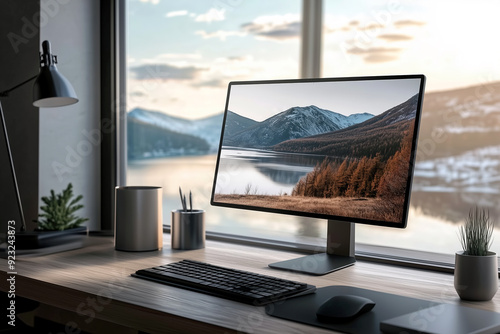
[{"x1": 211, "y1": 75, "x2": 425, "y2": 229}]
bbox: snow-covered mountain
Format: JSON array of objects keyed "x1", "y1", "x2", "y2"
[
  {"x1": 128, "y1": 108, "x2": 223, "y2": 150},
  {"x1": 273, "y1": 95, "x2": 418, "y2": 158},
  {"x1": 223, "y1": 105, "x2": 374, "y2": 148},
  {"x1": 223, "y1": 111, "x2": 258, "y2": 137},
  {"x1": 346, "y1": 112, "x2": 374, "y2": 125}
]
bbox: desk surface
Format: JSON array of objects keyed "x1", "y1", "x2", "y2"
[{"x1": 1, "y1": 236, "x2": 499, "y2": 333}]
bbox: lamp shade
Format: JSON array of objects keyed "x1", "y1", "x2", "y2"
[{"x1": 32, "y1": 40, "x2": 78, "y2": 108}]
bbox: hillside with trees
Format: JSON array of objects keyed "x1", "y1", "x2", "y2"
[
  {"x1": 273, "y1": 94, "x2": 418, "y2": 162},
  {"x1": 292, "y1": 122, "x2": 415, "y2": 222}
]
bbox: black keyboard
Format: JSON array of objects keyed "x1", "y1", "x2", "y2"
[{"x1": 133, "y1": 260, "x2": 316, "y2": 305}]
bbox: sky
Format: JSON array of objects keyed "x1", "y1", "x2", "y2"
[
  {"x1": 228, "y1": 77, "x2": 422, "y2": 121},
  {"x1": 127, "y1": 0, "x2": 500, "y2": 120}
]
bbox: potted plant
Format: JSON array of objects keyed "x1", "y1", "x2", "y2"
[
  {"x1": 17, "y1": 183, "x2": 88, "y2": 249},
  {"x1": 454, "y1": 207, "x2": 498, "y2": 301}
]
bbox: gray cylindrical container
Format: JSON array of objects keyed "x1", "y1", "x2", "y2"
[
  {"x1": 171, "y1": 210, "x2": 205, "y2": 250},
  {"x1": 454, "y1": 251, "x2": 498, "y2": 301},
  {"x1": 114, "y1": 186, "x2": 163, "y2": 251}
]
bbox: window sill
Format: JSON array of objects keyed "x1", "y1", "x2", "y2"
[{"x1": 162, "y1": 225, "x2": 464, "y2": 274}]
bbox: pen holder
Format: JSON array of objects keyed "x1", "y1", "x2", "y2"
[{"x1": 171, "y1": 210, "x2": 205, "y2": 250}]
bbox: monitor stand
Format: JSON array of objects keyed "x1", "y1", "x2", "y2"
[{"x1": 269, "y1": 219, "x2": 356, "y2": 275}]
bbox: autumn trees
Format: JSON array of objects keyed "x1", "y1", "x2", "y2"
[
  {"x1": 292, "y1": 121, "x2": 415, "y2": 210},
  {"x1": 291, "y1": 154, "x2": 384, "y2": 198}
]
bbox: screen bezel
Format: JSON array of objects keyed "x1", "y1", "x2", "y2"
[{"x1": 210, "y1": 74, "x2": 426, "y2": 229}]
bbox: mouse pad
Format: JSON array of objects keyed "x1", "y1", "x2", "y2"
[{"x1": 265, "y1": 285, "x2": 439, "y2": 334}]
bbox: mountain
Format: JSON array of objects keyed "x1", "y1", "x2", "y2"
[
  {"x1": 346, "y1": 112, "x2": 374, "y2": 124},
  {"x1": 409, "y1": 81, "x2": 500, "y2": 223},
  {"x1": 416, "y1": 82, "x2": 500, "y2": 159},
  {"x1": 128, "y1": 117, "x2": 211, "y2": 159},
  {"x1": 223, "y1": 105, "x2": 374, "y2": 148},
  {"x1": 127, "y1": 108, "x2": 223, "y2": 159},
  {"x1": 273, "y1": 94, "x2": 419, "y2": 160},
  {"x1": 223, "y1": 111, "x2": 258, "y2": 137},
  {"x1": 128, "y1": 107, "x2": 223, "y2": 149}
]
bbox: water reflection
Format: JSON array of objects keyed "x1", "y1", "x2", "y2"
[
  {"x1": 128, "y1": 154, "x2": 500, "y2": 255},
  {"x1": 297, "y1": 217, "x2": 322, "y2": 238},
  {"x1": 410, "y1": 189, "x2": 500, "y2": 226},
  {"x1": 216, "y1": 147, "x2": 328, "y2": 195}
]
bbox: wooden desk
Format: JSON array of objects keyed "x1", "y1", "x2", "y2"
[{"x1": 1, "y1": 236, "x2": 499, "y2": 333}]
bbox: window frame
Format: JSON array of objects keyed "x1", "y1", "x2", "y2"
[{"x1": 112, "y1": 0, "x2": 499, "y2": 275}]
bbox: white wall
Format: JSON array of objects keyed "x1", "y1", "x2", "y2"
[{"x1": 39, "y1": 0, "x2": 101, "y2": 230}]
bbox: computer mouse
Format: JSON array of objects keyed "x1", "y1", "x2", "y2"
[{"x1": 316, "y1": 295, "x2": 375, "y2": 323}]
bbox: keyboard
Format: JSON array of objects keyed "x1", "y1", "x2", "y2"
[{"x1": 133, "y1": 259, "x2": 316, "y2": 305}]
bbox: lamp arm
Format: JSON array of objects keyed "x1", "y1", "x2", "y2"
[
  {"x1": 0, "y1": 75, "x2": 38, "y2": 231},
  {"x1": 0, "y1": 75, "x2": 38, "y2": 97},
  {"x1": 0, "y1": 101, "x2": 26, "y2": 231}
]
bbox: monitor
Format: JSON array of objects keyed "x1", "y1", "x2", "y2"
[{"x1": 211, "y1": 74, "x2": 426, "y2": 275}]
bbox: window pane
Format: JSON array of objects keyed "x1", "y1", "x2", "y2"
[
  {"x1": 126, "y1": 0, "x2": 305, "y2": 240},
  {"x1": 323, "y1": 0, "x2": 500, "y2": 255}
]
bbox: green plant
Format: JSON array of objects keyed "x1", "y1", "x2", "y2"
[
  {"x1": 37, "y1": 183, "x2": 88, "y2": 231},
  {"x1": 459, "y1": 207, "x2": 494, "y2": 256}
]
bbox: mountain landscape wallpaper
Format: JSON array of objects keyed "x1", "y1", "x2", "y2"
[{"x1": 210, "y1": 79, "x2": 423, "y2": 224}]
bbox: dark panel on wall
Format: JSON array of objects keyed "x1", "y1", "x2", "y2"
[
  {"x1": 100, "y1": 0, "x2": 118, "y2": 232},
  {"x1": 0, "y1": 1, "x2": 40, "y2": 231}
]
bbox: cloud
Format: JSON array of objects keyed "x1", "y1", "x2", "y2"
[
  {"x1": 226, "y1": 56, "x2": 247, "y2": 61},
  {"x1": 129, "y1": 63, "x2": 206, "y2": 80},
  {"x1": 346, "y1": 46, "x2": 401, "y2": 55},
  {"x1": 326, "y1": 21, "x2": 385, "y2": 34},
  {"x1": 166, "y1": 10, "x2": 188, "y2": 18},
  {"x1": 129, "y1": 91, "x2": 146, "y2": 97},
  {"x1": 139, "y1": 0, "x2": 160, "y2": 4},
  {"x1": 194, "y1": 14, "x2": 301, "y2": 42},
  {"x1": 345, "y1": 46, "x2": 402, "y2": 63},
  {"x1": 360, "y1": 23, "x2": 385, "y2": 31},
  {"x1": 195, "y1": 30, "x2": 246, "y2": 41},
  {"x1": 242, "y1": 21, "x2": 301, "y2": 40},
  {"x1": 394, "y1": 20, "x2": 426, "y2": 28},
  {"x1": 195, "y1": 8, "x2": 225, "y2": 22},
  {"x1": 327, "y1": 18, "x2": 424, "y2": 35},
  {"x1": 363, "y1": 53, "x2": 399, "y2": 63},
  {"x1": 155, "y1": 53, "x2": 202, "y2": 60},
  {"x1": 378, "y1": 34, "x2": 413, "y2": 42},
  {"x1": 192, "y1": 78, "x2": 227, "y2": 88}
]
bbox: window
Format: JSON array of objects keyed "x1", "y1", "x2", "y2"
[
  {"x1": 322, "y1": 0, "x2": 500, "y2": 255},
  {"x1": 124, "y1": 0, "x2": 500, "y2": 260},
  {"x1": 126, "y1": 0, "x2": 306, "y2": 241}
]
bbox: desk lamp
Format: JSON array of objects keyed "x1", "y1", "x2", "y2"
[{"x1": 0, "y1": 40, "x2": 78, "y2": 232}]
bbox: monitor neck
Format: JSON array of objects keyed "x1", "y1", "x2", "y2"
[{"x1": 327, "y1": 219, "x2": 355, "y2": 257}]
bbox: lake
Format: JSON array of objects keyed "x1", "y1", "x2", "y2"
[
  {"x1": 127, "y1": 155, "x2": 500, "y2": 256},
  {"x1": 215, "y1": 146, "x2": 325, "y2": 196}
]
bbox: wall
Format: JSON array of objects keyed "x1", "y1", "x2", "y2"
[
  {"x1": 0, "y1": 0, "x2": 40, "y2": 231},
  {"x1": 39, "y1": 0, "x2": 101, "y2": 231}
]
